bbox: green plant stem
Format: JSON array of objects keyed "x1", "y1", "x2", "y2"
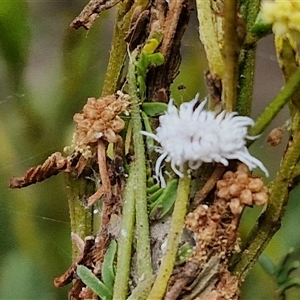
[
  {"x1": 237, "y1": 0, "x2": 260, "y2": 116},
  {"x1": 249, "y1": 66, "x2": 300, "y2": 137},
  {"x1": 128, "y1": 50, "x2": 152, "y2": 280},
  {"x1": 232, "y1": 130, "x2": 300, "y2": 279},
  {"x1": 147, "y1": 168, "x2": 191, "y2": 299},
  {"x1": 66, "y1": 175, "x2": 94, "y2": 259},
  {"x1": 275, "y1": 36, "x2": 300, "y2": 113},
  {"x1": 237, "y1": 48, "x2": 255, "y2": 116},
  {"x1": 141, "y1": 111, "x2": 154, "y2": 152},
  {"x1": 101, "y1": 0, "x2": 130, "y2": 96},
  {"x1": 127, "y1": 275, "x2": 156, "y2": 300},
  {"x1": 275, "y1": 37, "x2": 298, "y2": 80},
  {"x1": 77, "y1": 265, "x2": 113, "y2": 299},
  {"x1": 113, "y1": 163, "x2": 136, "y2": 300},
  {"x1": 101, "y1": 0, "x2": 149, "y2": 96},
  {"x1": 223, "y1": 0, "x2": 238, "y2": 111},
  {"x1": 240, "y1": 0, "x2": 260, "y2": 32},
  {"x1": 195, "y1": 0, "x2": 223, "y2": 77}
]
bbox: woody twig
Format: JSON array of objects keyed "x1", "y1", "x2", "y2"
[
  {"x1": 87, "y1": 139, "x2": 111, "y2": 206},
  {"x1": 71, "y1": 0, "x2": 122, "y2": 30}
]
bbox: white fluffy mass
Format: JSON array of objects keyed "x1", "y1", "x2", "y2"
[{"x1": 141, "y1": 95, "x2": 269, "y2": 187}]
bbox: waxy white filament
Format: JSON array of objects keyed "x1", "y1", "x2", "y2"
[{"x1": 141, "y1": 94, "x2": 268, "y2": 187}]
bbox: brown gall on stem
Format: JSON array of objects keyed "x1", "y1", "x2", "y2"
[
  {"x1": 71, "y1": 92, "x2": 129, "y2": 205},
  {"x1": 267, "y1": 127, "x2": 284, "y2": 146},
  {"x1": 182, "y1": 164, "x2": 269, "y2": 299},
  {"x1": 71, "y1": 92, "x2": 130, "y2": 157}
]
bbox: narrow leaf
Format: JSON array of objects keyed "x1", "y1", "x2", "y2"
[
  {"x1": 149, "y1": 179, "x2": 178, "y2": 220},
  {"x1": 146, "y1": 53, "x2": 164, "y2": 66},
  {"x1": 77, "y1": 265, "x2": 112, "y2": 300},
  {"x1": 142, "y1": 102, "x2": 168, "y2": 117},
  {"x1": 102, "y1": 240, "x2": 117, "y2": 291},
  {"x1": 148, "y1": 188, "x2": 164, "y2": 203}
]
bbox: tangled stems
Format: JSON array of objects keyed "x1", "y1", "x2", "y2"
[
  {"x1": 147, "y1": 167, "x2": 191, "y2": 299},
  {"x1": 232, "y1": 129, "x2": 300, "y2": 279},
  {"x1": 113, "y1": 49, "x2": 153, "y2": 300}
]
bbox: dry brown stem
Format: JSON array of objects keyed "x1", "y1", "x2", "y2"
[
  {"x1": 54, "y1": 203, "x2": 120, "y2": 298},
  {"x1": 165, "y1": 261, "x2": 200, "y2": 300},
  {"x1": 193, "y1": 164, "x2": 226, "y2": 208},
  {"x1": 87, "y1": 139, "x2": 111, "y2": 206},
  {"x1": 9, "y1": 94, "x2": 129, "y2": 190},
  {"x1": 9, "y1": 152, "x2": 86, "y2": 189},
  {"x1": 202, "y1": 269, "x2": 240, "y2": 300},
  {"x1": 181, "y1": 257, "x2": 220, "y2": 300},
  {"x1": 71, "y1": 0, "x2": 122, "y2": 30},
  {"x1": 147, "y1": 0, "x2": 193, "y2": 101},
  {"x1": 54, "y1": 236, "x2": 96, "y2": 288},
  {"x1": 125, "y1": 8, "x2": 150, "y2": 51}
]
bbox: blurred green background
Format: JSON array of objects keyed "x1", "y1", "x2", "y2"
[{"x1": 0, "y1": 1, "x2": 300, "y2": 299}]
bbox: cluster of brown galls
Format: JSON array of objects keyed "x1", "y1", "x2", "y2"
[
  {"x1": 186, "y1": 164, "x2": 269, "y2": 260},
  {"x1": 216, "y1": 163, "x2": 269, "y2": 215},
  {"x1": 185, "y1": 164, "x2": 269, "y2": 300},
  {"x1": 70, "y1": 92, "x2": 130, "y2": 157}
]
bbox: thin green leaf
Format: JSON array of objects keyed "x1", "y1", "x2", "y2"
[
  {"x1": 148, "y1": 188, "x2": 164, "y2": 203},
  {"x1": 113, "y1": 163, "x2": 136, "y2": 300},
  {"x1": 76, "y1": 265, "x2": 112, "y2": 300},
  {"x1": 146, "y1": 183, "x2": 161, "y2": 194},
  {"x1": 149, "y1": 179, "x2": 178, "y2": 220},
  {"x1": 142, "y1": 102, "x2": 168, "y2": 117},
  {"x1": 142, "y1": 38, "x2": 160, "y2": 54},
  {"x1": 135, "y1": 52, "x2": 148, "y2": 74},
  {"x1": 129, "y1": 49, "x2": 153, "y2": 280},
  {"x1": 146, "y1": 53, "x2": 164, "y2": 66},
  {"x1": 147, "y1": 168, "x2": 191, "y2": 299},
  {"x1": 142, "y1": 32, "x2": 163, "y2": 54},
  {"x1": 141, "y1": 111, "x2": 155, "y2": 152},
  {"x1": 102, "y1": 240, "x2": 117, "y2": 291}
]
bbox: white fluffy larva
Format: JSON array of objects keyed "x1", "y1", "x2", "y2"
[{"x1": 141, "y1": 94, "x2": 269, "y2": 187}]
